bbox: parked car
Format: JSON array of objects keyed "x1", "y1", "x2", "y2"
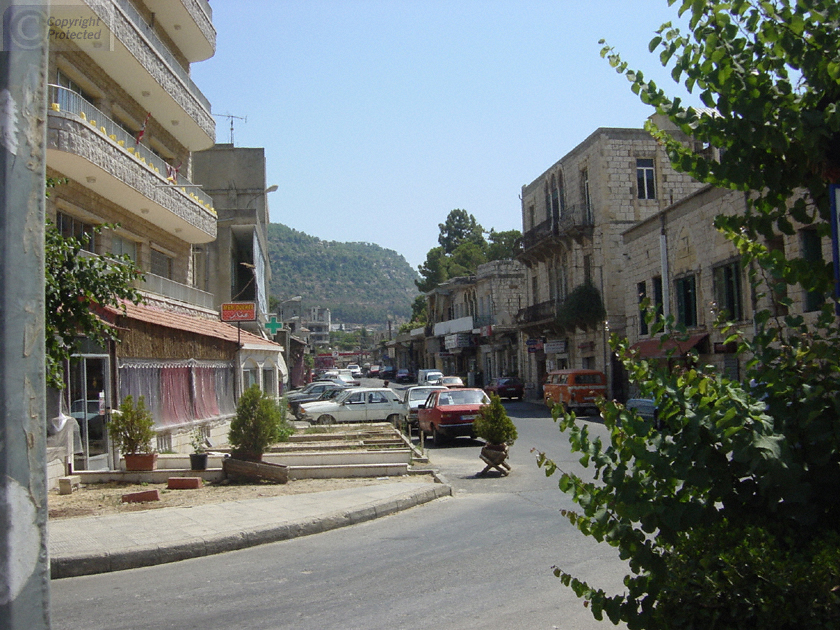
[
  {"x1": 367, "y1": 365, "x2": 380, "y2": 378},
  {"x1": 346, "y1": 364, "x2": 363, "y2": 378},
  {"x1": 286, "y1": 381, "x2": 347, "y2": 416},
  {"x1": 332, "y1": 369, "x2": 360, "y2": 386},
  {"x1": 395, "y1": 368, "x2": 414, "y2": 383},
  {"x1": 417, "y1": 369, "x2": 444, "y2": 386},
  {"x1": 380, "y1": 366, "x2": 397, "y2": 380},
  {"x1": 417, "y1": 388, "x2": 490, "y2": 445},
  {"x1": 402, "y1": 385, "x2": 448, "y2": 428},
  {"x1": 543, "y1": 369, "x2": 607, "y2": 415},
  {"x1": 484, "y1": 377, "x2": 525, "y2": 400},
  {"x1": 293, "y1": 387, "x2": 347, "y2": 419},
  {"x1": 298, "y1": 387, "x2": 405, "y2": 425},
  {"x1": 441, "y1": 375, "x2": 465, "y2": 388}
]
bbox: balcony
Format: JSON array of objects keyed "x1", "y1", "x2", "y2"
[
  {"x1": 51, "y1": 0, "x2": 215, "y2": 149},
  {"x1": 516, "y1": 300, "x2": 557, "y2": 327},
  {"x1": 48, "y1": 85, "x2": 217, "y2": 244},
  {"x1": 137, "y1": 273, "x2": 214, "y2": 310},
  {"x1": 519, "y1": 204, "x2": 594, "y2": 264},
  {"x1": 144, "y1": 0, "x2": 215, "y2": 62}
]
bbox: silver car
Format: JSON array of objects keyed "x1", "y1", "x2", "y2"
[{"x1": 299, "y1": 387, "x2": 405, "y2": 425}]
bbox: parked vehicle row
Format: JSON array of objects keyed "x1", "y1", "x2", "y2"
[{"x1": 297, "y1": 387, "x2": 405, "y2": 425}]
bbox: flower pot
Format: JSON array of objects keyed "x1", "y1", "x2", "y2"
[
  {"x1": 480, "y1": 443, "x2": 509, "y2": 466},
  {"x1": 189, "y1": 452, "x2": 208, "y2": 471},
  {"x1": 124, "y1": 452, "x2": 158, "y2": 471}
]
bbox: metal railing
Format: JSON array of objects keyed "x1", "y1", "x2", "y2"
[
  {"x1": 49, "y1": 84, "x2": 215, "y2": 213},
  {"x1": 516, "y1": 300, "x2": 557, "y2": 325},
  {"x1": 521, "y1": 204, "x2": 594, "y2": 251}
]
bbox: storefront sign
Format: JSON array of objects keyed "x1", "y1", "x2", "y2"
[
  {"x1": 526, "y1": 338, "x2": 544, "y2": 353},
  {"x1": 221, "y1": 302, "x2": 256, "y2": 322},
  {"x1": 544, "y1": 339, "x2": 567, "y2": 354},
  {"x1": 445, "y1": 332, "x2": 472, "y2": 349}
]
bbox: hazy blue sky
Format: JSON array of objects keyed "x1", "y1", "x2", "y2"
[{"x1": 192, "y1": 0, "x2": 695, "y2": 271}]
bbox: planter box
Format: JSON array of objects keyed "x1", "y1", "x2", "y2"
[{"x1": 124, "y1": 453, "x2": 158, "y2": 471}]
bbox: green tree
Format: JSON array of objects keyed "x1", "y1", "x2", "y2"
[
  {"x1": 416, "y1": 246, "x2": 450, "y2": 293},
  {"x1": 437, "y1": 209, "x2": 486, "y2": 254},
  {"x1": 485, "y1": 228, "x2": 522, "y2": 261},
  {"x1": 45, "y1": 182, "x2": 144, "y2": 389},
  {"x1": 537, "y1": 2, "x2": 840, "y2": 627},
  {"x1": 447, "y1": 241, "x2": 487, "y2": 277}
]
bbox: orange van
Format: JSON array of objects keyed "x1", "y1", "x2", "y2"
[{"x1": 543, "y1": 369, "x2": 607, "y2": 415}]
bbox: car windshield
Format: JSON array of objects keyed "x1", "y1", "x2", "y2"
[
  {"x1": 408, "y1": 387, "x2": 440, "y2": 402},
  {"x1": 438, "y1": 390, "x2": 489, "y2": 406}
]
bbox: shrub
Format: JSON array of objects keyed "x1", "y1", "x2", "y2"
[
  {"x1": 228, "y1": 386, "x2": 293, "y2": 458},
  {"x1": 473, "y1": 394, "x2": 518, "y2": 445},
  {"x1": 109, "y1": 395, "x2": 155, "y2": 455}
]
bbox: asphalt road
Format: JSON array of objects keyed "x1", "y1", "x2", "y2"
[{"x1": 49, "y1": 397, "x2": 629, "y2": 630}]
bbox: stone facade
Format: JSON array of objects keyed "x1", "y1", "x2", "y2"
[{"x1": 517, "y1": 123, "x2": 705, "y2": 399}]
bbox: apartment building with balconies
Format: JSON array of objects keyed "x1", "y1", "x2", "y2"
[
  {"x1": 516, "y1": 120, "x2": 705, "y2": 399},
  {"x1": 43, "y1": 1, "x2": 285, "y2": 476}
]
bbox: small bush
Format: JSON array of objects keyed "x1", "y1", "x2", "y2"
[
  {"x1": 109, "y1": 395, "x2": 155, "y2": 455},
  {"x1": 228, "y1": 387, "x2": 293, "y2": 458},
  {"x1": 473, "y1": 394, "x2": 518, "y2": 445}
]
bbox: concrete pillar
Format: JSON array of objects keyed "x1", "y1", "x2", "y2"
[{"x1": 0, "y1": 2, "x2": 50, "y2": 627}]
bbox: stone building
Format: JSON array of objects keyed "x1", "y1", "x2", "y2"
[
  {"x1": 422, "y1": 260, "x2": 527, "y2": 385},
  {"x1": 622, "y1": 184, "x2": 833, "y2": 388},
  {"x1": 44, "y1": 0, "x2": 285, "y2": 477},
  {"x1": 516, "y1": 119, "x2": 705, "y2": 399}
]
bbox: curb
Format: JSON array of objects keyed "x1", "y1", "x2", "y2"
[{"x1": 50, "y1": 482, "x2": 452, "y2": 579}]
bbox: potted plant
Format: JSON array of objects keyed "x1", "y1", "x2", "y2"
[
  {"x1": 228, "y1": 385, "x2": 293, "y2": 462},
  {"x1": 109, "y1": 395, "x2": 157, "y2": 471},
  {"x1": 473, "y1": 394, "x2": 518, "y2": 476},
  {"x1": 189, "y1": 426, "x2": 209, "y2": 471}
]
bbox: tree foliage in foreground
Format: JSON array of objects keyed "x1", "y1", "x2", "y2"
[
  {"x1": 536, "y1": 1, "x2": 840, "y2": 627},
  {"x1": 45, "y1": 180, "x2": 144, "y2": 389}
]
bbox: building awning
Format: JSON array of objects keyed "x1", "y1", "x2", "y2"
[{"x1": 629, "y1": 333, "x2": 709, "y2": 359}]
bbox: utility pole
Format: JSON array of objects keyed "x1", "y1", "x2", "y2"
[{"x1": 0, "y1": 1, "x2": 50, "y2": 628}]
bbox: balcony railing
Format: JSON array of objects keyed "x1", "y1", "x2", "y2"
[
  {"x1": 521, "y1": 204, "x2": 594, "y2": 251},
  {"x1": 516, "y1": 300, "x2": 557, "y2": 325},
  {"x1": 108, "y1": 0, "x2": 211, "y2": 112},
  {"x1": 137, "y1": 273, "x2": 215, "y2": 310},
  {"x1": 49, "y1": 85, "x2": 215, "y2": 213}
]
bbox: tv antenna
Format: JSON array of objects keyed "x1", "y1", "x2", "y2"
[{"x1": 213, "y1": 113, "x2": 247, "y2": 145}]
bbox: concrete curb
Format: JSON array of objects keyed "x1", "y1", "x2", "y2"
[{"x1": 50, "y1": 482, "x2": 452, "y2": 579}]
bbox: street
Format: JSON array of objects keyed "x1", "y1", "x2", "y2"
[{"x1": 50, "y1": 395, "x2": 629, "y2": 630}]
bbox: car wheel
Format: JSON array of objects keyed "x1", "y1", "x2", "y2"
[
  {"x1": 386, "y1": 414, "x2": 401, "y2": 429},
  {"x1": 433, "y1": 425, "x2": 449, "y2": 446},
  {"x1": 317, "y1": 414, "x2": 335, "y2": 425}
]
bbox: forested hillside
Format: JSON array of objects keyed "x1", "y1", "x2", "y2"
[{"x1": 266, "y1": 223, "x2": 419, "y2": 325}]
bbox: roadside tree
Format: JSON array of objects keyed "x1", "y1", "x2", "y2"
[{"x1": 537, "y1": 1, "x2": 840, "y2": 628}]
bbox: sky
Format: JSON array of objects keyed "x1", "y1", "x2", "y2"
[{"x1": 192, "y1": 0, "x2": 696, "y2": 271}]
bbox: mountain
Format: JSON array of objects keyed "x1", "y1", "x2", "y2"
[{"x1": 266, "y1": 223, "x2": 419, "y2": 325}]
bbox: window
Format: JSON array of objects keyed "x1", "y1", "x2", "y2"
[
  {"x1": 150, "y1": 249, "x2": 173, "y2": 279},
  {"x1": 653, "y1": 276, "x2": 664, "y2": 322},
  {"x1": 713, "y1": 261, "x2": 744, "y2": 321},
  {"x1": 242, "y1": 368, "x2": 257, "y2": 390},
  {"x1": 262, "y1": 367, "x2": 275, "y2": 395},
  {"x1": 112, "y1": 235, "x2": 136, "y2": 263},
  {"x1": 675, "y1": 275, "x2": 697, "y2": 328},
  {"x1": 636, "y1": 158, "x2": 656, "y2": 200},
  {"x1": 801, "y1": 229, "x2": 825, "y2": 312},
  {"x1": 637, "y1": 281, "x2": 648, "y2": 335},
  {"x1": 56, "y1": 211, "x2": 95, "y2": 252},
  {"x1": 582, "y1": 168, "x2": 592, "y2": 223},
  {"x1": 532, "y1": 275, "x2": 539, "y2": 304},
  {"x1": 528, "y1": 204, "x2": 535, "y2": 230},
  {"x1": 583, "y1": 255, "x2": 592, "y2": 285}
]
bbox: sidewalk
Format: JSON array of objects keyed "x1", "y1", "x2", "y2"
[{"x1": 49, "y1": 480, "x2": 451, "y2": 579}]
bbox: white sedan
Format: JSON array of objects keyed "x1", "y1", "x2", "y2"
[
  {"x1": 299, "y1": 387, "x2": 406, "y2": 425},
  {"x1": 402, "y1": 385, "x2": 448, "y2": 428}
]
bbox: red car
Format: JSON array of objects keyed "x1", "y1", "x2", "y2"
[
  {"x1": 484, "y1": 377, "x2": 525, "y2": 400},
  {"x1": 417, "y1": 388, "x2": 490, "y2": 445}
]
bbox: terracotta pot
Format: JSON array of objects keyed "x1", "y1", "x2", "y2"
[
  {"x1": 189, "y1": 452, "x2": 208, "y2": 471},
  {"x1": 124, "y1": 452, "x2": 158, "y2": 471}
]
